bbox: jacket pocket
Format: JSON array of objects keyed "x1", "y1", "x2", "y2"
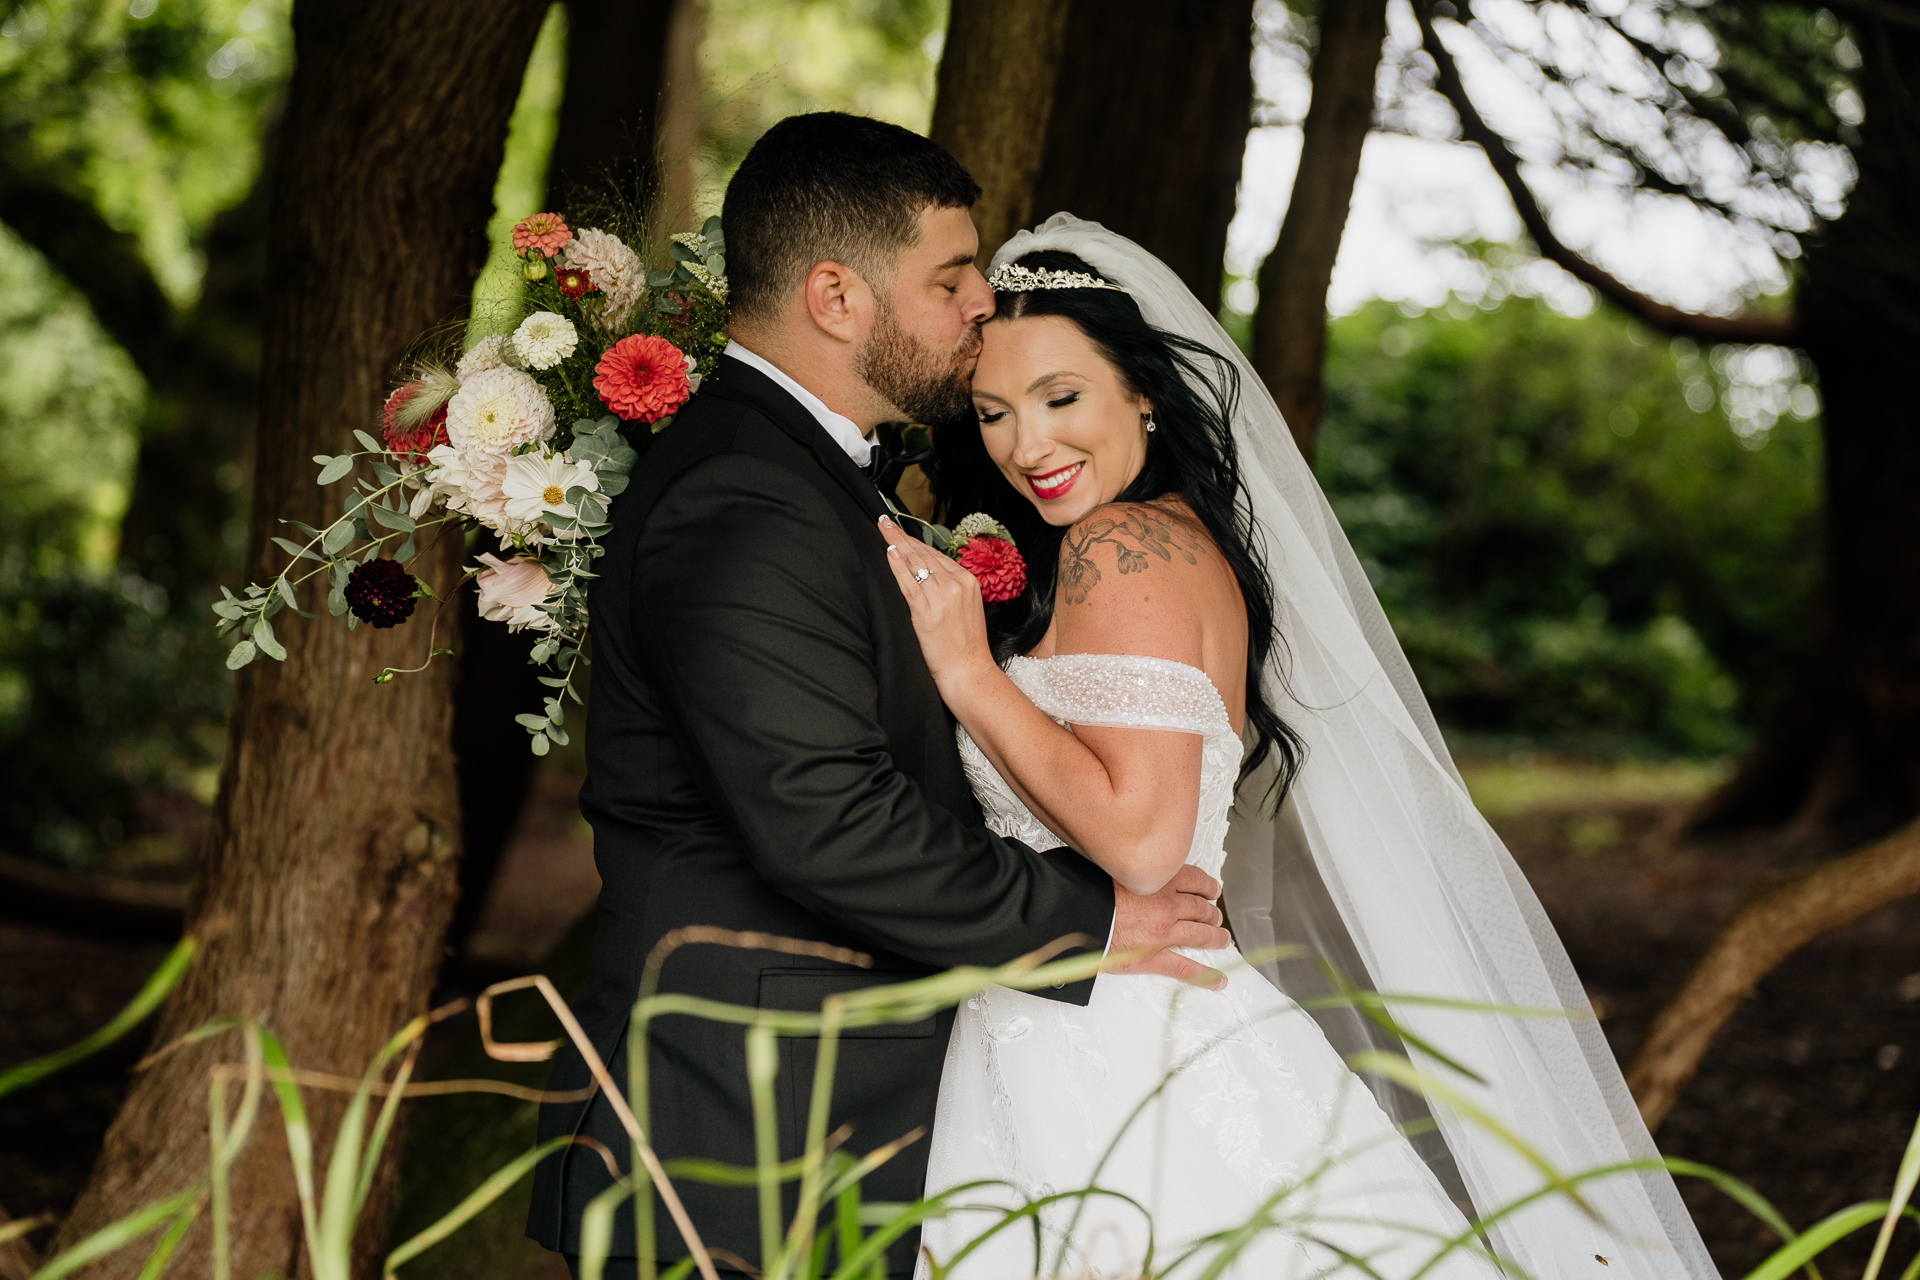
[{"x1": 756, "y1": 969, "x2": 936, "y2": 1038}]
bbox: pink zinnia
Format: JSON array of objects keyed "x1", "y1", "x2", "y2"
[
  {"x1": 595, "y1": 335, "x2": 693, "y2": 424},
  {"x1": 382, "y1": 382, "x2": 450, "y2": 464},
  {"x1": 512, "y1": 212, "x2": 571, "y2": 258},
  {"x1": 956, "y1": 536, "x2": 1028, "y2": 603}
]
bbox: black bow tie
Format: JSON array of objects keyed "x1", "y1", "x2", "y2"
[{"x1": 859, "y1": 428, "x2": 934, "y2": 503}]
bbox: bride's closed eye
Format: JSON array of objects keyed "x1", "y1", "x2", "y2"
[
  {"x1": 1047, "y1": 391, "x2": 1080, "y2": 409},
  {"x1": 977, "y1": 407, "x2": 1008, "y2": 424}
]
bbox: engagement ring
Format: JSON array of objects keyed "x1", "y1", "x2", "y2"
[{"x1": 913, "y1": 567, "x2": 931, "y2": 583}]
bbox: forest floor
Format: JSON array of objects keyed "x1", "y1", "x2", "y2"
[{"x1": 2, "y1": 756, "x2": 1918, "y2": 1276}]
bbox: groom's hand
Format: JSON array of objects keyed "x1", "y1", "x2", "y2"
[{"x1": 1107, "y1": 865, "x2": 1230, "y2": 991}]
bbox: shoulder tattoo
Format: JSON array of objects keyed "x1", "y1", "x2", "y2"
[{"x1": 1060, "y1": 507, "x2": 1200, "y2": 606}]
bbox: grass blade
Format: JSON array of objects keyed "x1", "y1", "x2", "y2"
[
  {"x1": 0, "y1": 938, "x2": 196, "y2": 1099},
  {"x1": 1743, "y1": 1203, "x2": 1894, "y2": 1280},
  {"x1": 578, "y1": 1182, "x2": 633, "y2": 1280},
  {"x1": 27, "y1": 1187, "x2": 202, "y2": 1280},
  {"x1": 1865, "y1": 1112, "x2": 1920, "y2": 1280},
  {"x1": 747, "y1": 1022, "x2": 783, "y2": 1273},
  {"x1": 383, "y1": 1138, "x2": 583, "y2": 1277},
  {"x1": 133, "y1": 1195, "x2": 202, "y2": 1280}
]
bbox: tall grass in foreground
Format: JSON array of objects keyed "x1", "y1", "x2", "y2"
[{"x1": 3, "y1": 932, "x2": 1919, "y2": 1280}]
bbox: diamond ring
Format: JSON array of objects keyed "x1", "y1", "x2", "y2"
[{"x1": 913, "y1": 567, "x2": 931, "y2": 583}]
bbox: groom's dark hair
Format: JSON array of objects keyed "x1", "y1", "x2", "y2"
[{"x1": 723, "y1": 112, "x2": 982, "y2": 325}]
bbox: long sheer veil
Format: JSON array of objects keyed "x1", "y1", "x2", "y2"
[{"x1": 990, "y1": 214, "x2": 1717, "y2": 1279}]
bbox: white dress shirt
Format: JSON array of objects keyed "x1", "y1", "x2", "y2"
[{"x1": 723, "y1": 340, "x2": 874, "y2": 467}]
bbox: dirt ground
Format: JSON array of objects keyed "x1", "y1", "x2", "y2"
[{"x1": 3, "y1": 760, "x2": 1918, "y2": 1276}]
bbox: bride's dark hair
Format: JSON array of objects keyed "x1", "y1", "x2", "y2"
[{"x1": 930, "y1": 249, "x2": 1304, "y2": 799}]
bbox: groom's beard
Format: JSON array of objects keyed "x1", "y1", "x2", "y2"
[{"x1": 854, "y1": 297, "x2": 981, "y2": 425}]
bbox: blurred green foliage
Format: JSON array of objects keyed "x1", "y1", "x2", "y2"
[{"x1": 1317, "y1": 296, "x2": 1821, "y2": 758}]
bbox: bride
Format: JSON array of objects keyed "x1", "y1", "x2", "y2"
[{"x1": 877, "y1": 217, "x2": 1715, "y2": 1279}]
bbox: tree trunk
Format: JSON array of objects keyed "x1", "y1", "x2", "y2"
[
  {"x1": 1689, "y1": 16, "x2": 1920, "y2": 847},
  {"x1": 1252, "y1": 0, "x2": 1389, "y2": 459},
  {"x1": 49, "y1": 4, "x2": 548, "y2": 1278},
  {"x1": 1026, "y1": 0, "x2": 1254, "y2": 307},
  {"x1": 547, "y1": 0, "x2": 675, "y2": 197},
  {"x1": 929, "y1": 0, "x2": 1073, "y2": 267}
]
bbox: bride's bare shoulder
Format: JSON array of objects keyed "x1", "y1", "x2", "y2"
[{"x1": 1056, "y1": 499, "x2": 1218, "y2": 611}]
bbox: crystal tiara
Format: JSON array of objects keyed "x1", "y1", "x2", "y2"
[{"x1": 985, "y1": 262, "x2": 1129, "y2": 295}]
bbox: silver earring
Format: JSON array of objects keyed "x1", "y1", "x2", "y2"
[{"x1": 1144, "y1": 412, "x2": 1157, "y2": 434}]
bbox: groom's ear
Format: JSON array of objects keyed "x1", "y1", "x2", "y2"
[{"x1": 802, "y1": 259, "x2": 876, "y2": 346}]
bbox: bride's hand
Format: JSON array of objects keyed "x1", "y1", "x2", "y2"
[{"x1": 879, "y1": 516, "x2": 997, "y2": 695}]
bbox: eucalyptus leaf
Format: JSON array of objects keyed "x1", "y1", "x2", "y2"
[
  {"x1": 396, "y1": 535, "x2": 416, "y2": 561},
  {"x1": 668, "y1": 241, "x2": 697, "y2": 263},
  {"x1": 327, "y1": 585, "x2": 348, "y2": 617},
  {"x1": 598, "y1": 473, "x2": 629, "y2": 497},
  {"x1": 370, "y1": 458, "x2": 400, "y2": 487},
  {"x1": 275, "y1": 577, "x2": 298, "y2": 609},
  {"x1": 352, "y1": 429, "x2": 382, "y2": 453},
  {"x1": 322, "y1": 522, "x2": 354, "y2": 554},
  {"x1": 702, "y1": 215, "x2": 724, "y2": 242},
  {"x1": 252, "y1": 616, "x2": 287, "y2": 661},
  {"x1": 226, "y1": 640, "x2": 258, "y2": 670},
  {"x1": 530, "y1": 733, "x2": 550, "y2": 757},
  {"x1": 515, "y1": 713, "x2": 549, "y2": 732},
  {"x1": 369, "y1": 503, "x2": 414, "y2": 533},
  {"x1": 647, "y1": 268, "x2": 675, "y2": 289},
  {"x1": 705, "y1": 253, "x2": 725, "y2": 277},
  {"x1": 272, "y1": 536, "x2": 322, "y2": 562},
  {"x1": 316, "y1": 456, "x2": 354, "y2": 485}
]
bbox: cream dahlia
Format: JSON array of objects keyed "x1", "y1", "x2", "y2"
[
  {"x1": 456, "y1": 333, "x2": 513, "y2": 382},
  {"x1": 560, "y1": 227, "x2": 644, "y2": 331},
  {"x1": 445, "y1": 367, "x2": 555, "y2": 457},
  {"x1": 511, "y1": 311, "x2": 579, "y2": 370},
  {"x1": 472, "y1": 553, "x2": 555, "y2": 632},
  {"x1": 425, "y1": 444, "x2": 517, "y2": 535},
  {"x1": 501, "y1": 450, "x2": 599, "y2": 533}
]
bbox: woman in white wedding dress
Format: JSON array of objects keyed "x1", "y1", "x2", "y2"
[{"x1": 877, "y1": 218, "x2": 1718, "y2": 1280}]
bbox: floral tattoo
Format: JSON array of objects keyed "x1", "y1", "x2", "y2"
[{"x1": 1060, "y1": 508, "x2": 1199, "y2": 605}]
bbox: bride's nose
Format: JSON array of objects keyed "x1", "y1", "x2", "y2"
[{"x1": 1007, "y1": 421, "x2": 1053, "y2": 471}]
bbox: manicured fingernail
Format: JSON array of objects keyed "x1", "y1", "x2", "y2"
[
  {"x1": 879, "y1": 516, "x2": 894, "y2": 528},
  {"x1": 887, "y1": 545, "x2": 899, "y2": 558}
]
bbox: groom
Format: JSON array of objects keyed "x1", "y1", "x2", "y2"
[{"x1": 528, "y1": 112, "x2": 1229, "y2": 1278}]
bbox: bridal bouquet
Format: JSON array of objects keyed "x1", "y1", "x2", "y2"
[{"x1": 213, "y1": 211, "x2": 731, "y2": 753}]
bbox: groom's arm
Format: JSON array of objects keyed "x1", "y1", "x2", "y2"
[{"x1": 633, "y1": 451, "x2": 1116, "y2": 999}]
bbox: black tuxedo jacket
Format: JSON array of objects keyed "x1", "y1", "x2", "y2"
[{"x1": 527, "y1": 355, "x2": 1116, "y2": 1276}]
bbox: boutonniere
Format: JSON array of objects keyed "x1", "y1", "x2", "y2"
[{"x1": 886, "y1": 505, "x2": 1028, "y2": 603}]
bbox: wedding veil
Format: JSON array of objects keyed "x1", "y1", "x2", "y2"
[{"x1": 989, "y1": 214, "x2": 1717, "y2": 1280}]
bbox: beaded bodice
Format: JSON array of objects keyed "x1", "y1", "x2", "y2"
[{"x1": 956, "y1": 653, "x2": 1241, "y2": 878}]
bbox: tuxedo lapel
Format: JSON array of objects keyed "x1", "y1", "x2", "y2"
[{"x1": 700, "y1": 355, "x2": 889, "y2": 523}]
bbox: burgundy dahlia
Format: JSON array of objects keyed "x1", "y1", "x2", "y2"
[{"x1": 344, "y1": 558, "x2": 419, "y2": 628}]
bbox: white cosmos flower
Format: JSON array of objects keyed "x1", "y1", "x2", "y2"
[
  {"x1": 501, "y1": 450, "x2": 599, "y2": 534},
  {"x1": 445, "y1": 367, "x2": 554, "y2": 457},
  {"x1": 511, "y1": 311, "x2": 578, "y2": 370},
  {"x1": 456, "y1": 333, "x2": 512, "y2": 381}
]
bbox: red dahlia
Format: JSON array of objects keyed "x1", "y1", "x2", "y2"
[
  {"x1": 594, "y1": 334, "x2": 692, "y2": 424},
  {"x1": 956, "y1": 535, "x2": 1028, "y2": 603},
  {"x1": 382, "y1": 381, "x2": 450, "y2": 464},
  {"x1": 344, "y1": 559, "x2": 419, "y2": 628},
  {"x1": 557, "y1": 266, "x2": 595, "y2": 299}
]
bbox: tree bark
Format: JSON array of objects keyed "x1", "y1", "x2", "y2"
[
  {"x1": 929, "y1": 0, "x2": 1073, "y2": 267},
  {"x1": 1252, "y1": 0, "x2": 1390, "y2": 458},
  {"x1": 547, "y1": 0, "x2": 675, "y2": 197},
  {"x1": 1690, "y1": 15, "x2": 1920, "y2": 844},
  {"x1": 1026, "y1": 0, "x2": 1254, "y2": 307},
  {"x1": 1625, "y1": 816, "x2": 1920, "y2": 1130},
  {"x1": 49, "y1": 4, "x2": 549, "y2": 1278}
]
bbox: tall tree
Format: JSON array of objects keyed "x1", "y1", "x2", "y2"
[
  {"x1": 932, "y1": 0, "x2": 1254, "y2": 305},
  {"x1": 49, "y1": 3, "x2": 549, "y2": 1276},
  {"x1": 1252, "y1": 0, "x2": 1392, "y2": 457}
]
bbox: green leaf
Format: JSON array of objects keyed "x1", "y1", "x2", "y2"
[
  {"x1": 370, "y1": 458, "x2": 400, "y2": 487},
  {"x1": 0, "y1": 939, "x2": 196, "y2": 1100},
  {"x1": 705, "y1": 253, "x2": 725, "y2": 277},
  {"x1": 383, "y1": 1139, "x2": 581, "y2": 1278},
  {"x1": 226, "y1": 640, "x2": 259, "y2": 670},
  {"x1": 647, "y1": 268, "x2": 675, "y2": 289},
  {"x1": 322, "y1": 522, "x2": 354, "y2": 555},
  {"x1": 530, "y1": 733, "x2": 550, "y2": 757},
  {"x1": 252, "y1": 617, "x2": 287, "y2": 662},
  {"x1": 27, "y1": 1186, "x2": 203, "y2": 1280},
  {"x1": 276, "y1": 577, "x2": 299, "y2": 609},
  {"x1": 317, "y1": 456, "x2": 355, "y2": 485},
  {"x1": 273, "y1": 537, "x2": 322, "y2": 562},
  {"x1": 369, "y1": 503, "x2": 414, "y2": 533},
  {"x1": 514, "y1": 713, "x2": 549, "y2": 732},
  {"x1": 702, "y1": 215, "x2": 724, "y2": 243},
  {"x1": 667, "y1": 241, "x2": 698, "y2": 263},
  {"x1": 352, "y1": 429, "x2": 383, "y2": 453},
  {"x1": 284, "y1": 518, "x2": 323, "y2": 538}
]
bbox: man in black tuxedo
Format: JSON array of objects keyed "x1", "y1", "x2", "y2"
[{"x1": 528, "y1": 112, "x2": 1229, "y2": 1279}]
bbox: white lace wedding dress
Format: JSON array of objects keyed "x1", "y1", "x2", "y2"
[{"x1": 916, "y1": 653, "x2": 1500, "y2": 1279}]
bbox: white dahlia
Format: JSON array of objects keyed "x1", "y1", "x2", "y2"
[
  {"x1": 561, "y1": 226, "x2": 644, "y2": 331},
  {"x1": 501, "y1": 449, "x2": 599, "y2": 533},
  {"x1": 511, "y1": 311, "x2": 579, "y2": 370},
  {"x1": 425, "y1": 444, "x2": 521, "y2": 536},
  {"x1": 445, "y1": 367, "x2": 555, "y2": 457},
  {"x1": 456, "y1": 333, "x2": 513, "y2": 381}
]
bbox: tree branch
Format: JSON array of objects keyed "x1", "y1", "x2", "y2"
[
  {"x1": 0, "y1": 129, "x2": 182, "y2": 384},
  {"x1": 1624, "y1": 816, "x2": 1920, "y2": 1129},
  {"x1": 1415, "y1": 2, "x2": 1801, "y2": 345}
]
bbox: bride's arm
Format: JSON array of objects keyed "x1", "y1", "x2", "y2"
[{"x1": 880, "y1": 511, "x2": 1206, "y2": 897}]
